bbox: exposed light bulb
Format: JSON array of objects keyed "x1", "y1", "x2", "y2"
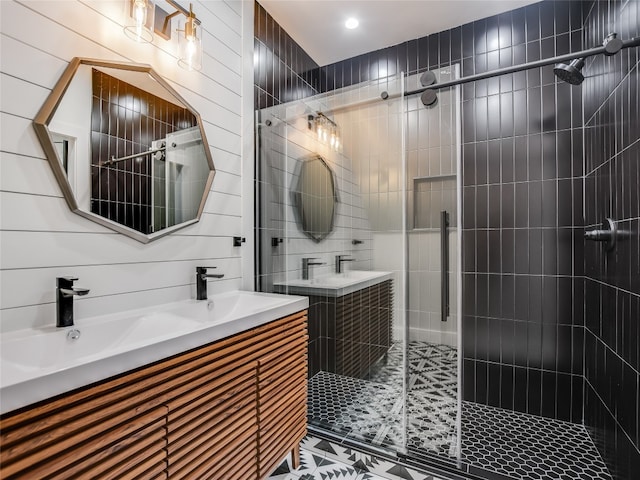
[
  {"x1": 124, "y1": 0, "x2": 153, "y2": 43},
  {"x1": 185, "y1": 35, "x2": 197, "y2": 67},
  {"x1": 178, "y1": 14, "x2": 202, "y2": 71},
  {"x1": 134, "y1": 0, "x2": 145, "y2": 39},
  {"x1": 311, "y1": 114, "x2": 341, "y2": 151}
]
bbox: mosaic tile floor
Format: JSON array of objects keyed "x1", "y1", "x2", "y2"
[
  {"x1": 268, "y1": 435, "x2": 449, "y2": 480},
  {"x1": 308, "y1": 341, "x2": 612, "y2": 480},
  {"x1": 308, "y1": 342, "x2": 458, "y2": 455},
  {"x1": 460, "y1": 402, "x2": 611, "y2": 480}
]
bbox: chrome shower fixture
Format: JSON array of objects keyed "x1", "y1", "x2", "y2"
[
  {"x1": 553, "y1": 57, "x2": 586, "y2": 85},
  {"x1": 554, "y1": 33, "x2": 624, "y2": 85},
  {"x1": 584, "y1": 218, "x2": 630, "y2": 252},
  {"x1": 402, "y1": 32, "x2": 640, "y2": 106}
]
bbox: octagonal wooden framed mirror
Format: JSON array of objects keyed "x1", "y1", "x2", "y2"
[{"x1": 33, "y1": 57, "x2": 215, "y2": 243}]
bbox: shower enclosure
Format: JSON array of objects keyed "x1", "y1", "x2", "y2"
[
  {"x1": 254, "y1": 55, "x2": 622, "y2": 480},
  {"x1": 255, "y1": 67, "x2": 464, "y2": 467},
  {"x1": 254, "y1": 1, "x2": 639, "y2": 477}
]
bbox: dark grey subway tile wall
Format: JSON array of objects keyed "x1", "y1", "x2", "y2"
[
  {"x1": 306, "y1": 0, "x2": 590, "y2": 424},
  {"x1": 255, "y1": 0, "x2": 591, "y2": 423},
  {"x1": 253, "y1": 1, "x2": 639, "y2": 476},
  {"x1": 582, "y1": 0, "x2": 640, "y2": 477},
  {"x1": 253, "y1": 1, "x2": 320, "y2": 291},
  {"x1": 253, "y1": 2, "x2": 319, "y2": 110}
]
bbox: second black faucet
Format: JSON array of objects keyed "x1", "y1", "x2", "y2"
[
  {"x1": 335, "y1": 255, "x2": 355, "y2": 274},
  {"x1": 196, "y1": 267, "x2": 225, "y2": 300}
]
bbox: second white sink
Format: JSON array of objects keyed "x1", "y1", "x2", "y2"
[{"x1": 273, "y1": 270, "x2": 393, "y2": 297}]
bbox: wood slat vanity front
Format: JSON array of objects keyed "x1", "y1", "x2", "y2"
[{"x1": 0, "y1": 310, "x2": 308, "y2": 480}]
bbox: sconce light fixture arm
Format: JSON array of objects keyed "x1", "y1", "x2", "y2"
[{"x1": 161, "y1": 0, "x2": 201, "y2": 36}]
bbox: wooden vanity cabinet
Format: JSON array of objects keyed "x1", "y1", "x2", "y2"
[
  {"x1": 0, "y1": 310, "x2": 308, "y2": 480},
  {"x1": 257, "y1": 340, "x2": 307, "y2": 478}
]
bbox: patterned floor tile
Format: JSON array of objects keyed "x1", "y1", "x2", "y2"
[
  {"x1": 308, "y1": 341, "x2": 612, "y2": 480},
  {"x1": 309, "y1": 342, "x2": 458, "y2": 455},
  {"x1": 268, "y1": 449, "x2": 329, "y2": 479},
  {"x1": 268, "y1": 447, "x2": 388, "y2": 480},
  {"x1": 303, "y1": 436, "x2": 444, "y2": 480},
  {"x1": 296, "y1": 457, "x2": 364, "y2": 479}
]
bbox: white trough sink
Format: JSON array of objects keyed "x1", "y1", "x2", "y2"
[{"x1": 0, "y1": 290, "x2": 308, "y2": 414}]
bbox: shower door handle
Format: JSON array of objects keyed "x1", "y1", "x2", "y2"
[{"x1": 440, "y1": 210, "x2": 450, "y2": 322}]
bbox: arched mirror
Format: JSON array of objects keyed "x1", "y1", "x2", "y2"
[
  {"x1": 33, "y1": 57, "x2": 215, "y2": 243},
  {"x1": 291, "y1": 155, "x2": 339, "y2": 242}
]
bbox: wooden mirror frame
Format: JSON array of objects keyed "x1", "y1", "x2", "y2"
[{"x1": 33, "y1": 57, "x2": 215, "y2": 243}]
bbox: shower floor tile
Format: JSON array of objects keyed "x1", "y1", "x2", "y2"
[
  {"x1": 308, "y1": 341, "x2": 612, "y2": 480},
  {"x1": 460, "y1": 402, "x2": 611, "y2": 480}
]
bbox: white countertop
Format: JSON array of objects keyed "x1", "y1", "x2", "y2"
[
  {"x1": 273, "y1": 270, "x2": 393, "y2": 297},
  {"x1": 0, "y1": 290, "x2": 308, "y2": 415}
]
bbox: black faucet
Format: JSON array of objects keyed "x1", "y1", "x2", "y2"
[
  {"x1": 335, "y1": 255, "x2": 355, "y2": 274},
  {"x1": 196, "y1": 267, "x2": 225, "y2": 300},
  {"x1": 302, "y1": 258, "x2": 325, "y2": 280},
  {"x1": 56, "y1": 276, "x2": 90, "y2": 327}
]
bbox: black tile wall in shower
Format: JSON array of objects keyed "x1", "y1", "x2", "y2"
[
  {"x1": 304, "y1": 0, "x2": 591, "y2": 423},
  {"x1": 253, "y1": 2, "x2": 321, "y2": 292},
  {"x1": 253, "y1": 0, "x2": 639, "y2": 470},
  {"x1": 253, "y1": 2, "x2": 319, "y2": 110},
  {"x1": 582, "y1": 0, "x2": 640, "y2": 478},
  {"x1": 456, "y1": 1, "x2": 590, "y2": 424},
  {"x1": 90, "y1": 69, "x2": 196, "y2": 234}
]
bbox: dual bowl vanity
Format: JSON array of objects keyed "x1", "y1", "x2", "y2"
[
  {"x1": 0, "y1": 270, "x2": 390, "y2": 479},
  {"x1": 0, "y1": 290, "x2": 308, "y2": 480}
]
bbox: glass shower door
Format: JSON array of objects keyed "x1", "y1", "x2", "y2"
[
  {"x1": 255, "y1": 74, "x2": 410, "y2": 455},
  {"x1": 403, "y1": 67, "x2": 462, "y2": 463},
  {"x1": 255, "y1": 67, "x2": 462, "y2": 466},
  {"x1": 324, "y1": 74, "x2": 409, "y2": 453}
]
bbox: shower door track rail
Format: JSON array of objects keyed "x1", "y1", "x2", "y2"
[
  {"x1": 299, "y1": 35, "x2": 640, "y2": 118},
  {"x1": 401, "y1": 35, "x2": 640, "y2": 97}
]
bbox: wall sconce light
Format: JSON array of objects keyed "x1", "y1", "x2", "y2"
[
  {"x1": 308, "y1": 112, "x2": 341, "y2": 151},
  {"x1": 176, "y1": 6, "x2": 202, "y2": 71},
  {"x1": 123, "y1": 0, "x2": 155, "y2": 43},
  {"x1": 159, "y1": 0, "x2": 203, "y2": 71},
  {"x1": 123, "y1": 0, "x2": 202, "y2": 72}
]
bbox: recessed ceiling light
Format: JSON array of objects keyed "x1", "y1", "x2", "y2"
[{"x1": 345, "y1": 17, "x2": 359, "y2": 29}]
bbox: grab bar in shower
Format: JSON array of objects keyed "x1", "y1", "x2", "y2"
[{"x1": 440, "y1": 210, "x2": 450, "y2": 322}]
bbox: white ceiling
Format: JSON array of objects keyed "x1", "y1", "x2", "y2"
[{"x1": 259, "y1": 0, "x2": 541, "y2": 66}]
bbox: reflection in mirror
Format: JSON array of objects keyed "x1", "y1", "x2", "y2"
[
  {"x1": 34, "y1": 58, "x2": 215, "y2": 243},
  {"x1": 53, "y1": 136, "x2": 70, "y2": 172},
  {"x1": 291, "y1": 155, "x2": 339, "y2": 242}
]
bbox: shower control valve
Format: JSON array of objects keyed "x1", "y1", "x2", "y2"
[{"x1": 584, "y1": 218, "x2": 629, "y2": 252}]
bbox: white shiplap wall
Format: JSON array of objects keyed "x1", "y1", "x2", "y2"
[{"x1": 0, "y1": 0, "x2": 252, "y2": 332}]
